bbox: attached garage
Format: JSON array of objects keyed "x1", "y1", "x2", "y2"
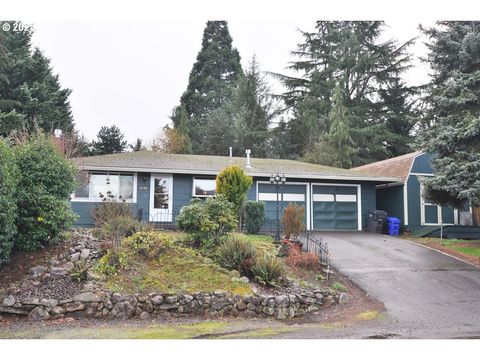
[
  {"x1": 257, "y1": 182, "x2": 309, "y2": 228},
  {"x1": 311, "y1": 184, "x2": 360, "y2": 230}
]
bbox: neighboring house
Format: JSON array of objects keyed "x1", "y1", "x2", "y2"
[
  {"x1": 70, "y1": 150, "x2": 397, "y2": 231},
  {"x1": 353, "y1": 151, "x2": 477, "y2": 238}
]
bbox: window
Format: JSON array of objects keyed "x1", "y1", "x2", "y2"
[
  {"x1": 193, "y1": 177, "x2": 216, "y2": 197},
  {"x1": 73, "y1": 172, "x2": 135, "y2": 202}
]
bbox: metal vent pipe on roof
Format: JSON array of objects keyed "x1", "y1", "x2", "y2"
[
  {"x1": 229, "y1": 147, "x2": 232, "y2": 158},
  {"x1": 245, "y1": 149, "x2": 251, "y2": 168}
]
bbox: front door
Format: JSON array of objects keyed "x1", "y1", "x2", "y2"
[{"x1": 149, "y1": 174, "x2": 173, "y2": 222}]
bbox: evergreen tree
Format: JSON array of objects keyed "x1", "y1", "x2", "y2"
[
  {"x1": 170, "y1": 105, "x2": 192, "y2": 154},
  {"x1": 304, "y1": 84, "x2": 355, "y2": 168},
  {"x1": 233, "y1": 56, "x2": 272, "y2": 158},
  {"x1": 202, "y1": 100, "x2": 237, "y2": 156},
  {"x1": 267, "y1": 118, "x2": 292, "y2": 159},
  {"x1": 417, "y1": 22, "x2": 480, "y2": 223},
  {"x1": 0, "y1": 23, "x2": 74, "y2": 136},
  {"x1": 274, "y1": 21, "x2": 416, "y2": 165},
  {"x1": 175, "y1": 21, "x2": 243, "y2": 152},
  {"x1": 91, "y1": 125, "x2": 127, "y2": 155},
  {"x1": 130, "y1": 138, "x2": 144, "y2": 152}
]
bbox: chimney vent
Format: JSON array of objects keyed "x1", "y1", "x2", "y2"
[
  {"x1": 229, "y1": 147, "x2": 232, "y2": 158},
  {"x1": 245, "y1": 149, "x2": 251, "y2": 168}
]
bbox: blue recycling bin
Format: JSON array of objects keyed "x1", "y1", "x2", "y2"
[{"x1": 387, "y1": 217, "x2": 400, "y2": 236}]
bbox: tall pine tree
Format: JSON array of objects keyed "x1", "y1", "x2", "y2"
[
  {"x1": 0, "y1": 22, "x2": 74, "y2": 136},
  {"x1": 274, "y1": 21, "x2": 416, "y2": 165},
  {"x1": 417, "y1": 22, "x2": 480, "y2": 223},
  {"x1": 174, "y1": 21, "x2": 243, "y2": 153},
  {"x1": 91, "y1": 125, "x2": 127, "y2": 155}
]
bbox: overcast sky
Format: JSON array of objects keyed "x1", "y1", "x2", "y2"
[{"x1": 30, "y1": 19, "x2": 433, "y2": 145}]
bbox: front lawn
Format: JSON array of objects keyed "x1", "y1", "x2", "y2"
[
  {"x1": 230, "y1": 233, "x2": 277, "y2": 254},
  {"x1": 405, "y1": 237, "x2": 480, "y2": 266}
]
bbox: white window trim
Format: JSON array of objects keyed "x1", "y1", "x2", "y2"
[
  {"x1": 71, "y1": 172, "x2": 137, "y2": 203},
  {"x1": 311, "y1": 183, "x2": 362, "y2": 231},
  {"x1": 419, "y1": 180, "x2": 457, "y2": 226},
  {"x1": 256, "y1": 181, "x2": 310, "y2": 231},
  {"x1": 192, "y1": 176, "x2": 217, "y2": 198}
]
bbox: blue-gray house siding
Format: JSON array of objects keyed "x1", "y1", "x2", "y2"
[{"x1": 71, "y1": 173, "x2": 379, "y2": 231}]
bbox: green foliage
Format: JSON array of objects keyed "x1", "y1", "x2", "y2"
[
  {"x1": 281, "y1": 203, "x2": 305, "y2": 239},
  {"x1": 170, "y1": 105, "x2": 192, "y2": 154},
  {"x1": 122, "y1": 231, "x2": 173, "y2": 259},
  {"x1": 14, "y1": 134, "x2": 77, "y2": 251},
  {"x1": 331, "y1": 281, "x2": 347, "y2": 292},
  {"x1": 97, "y1": 249, "x2": 128, "y2": 276},
  {"x1": 0, "y1": 139, "x2": 19, "y2": 264},
  {"x1": 244, "y1": 201, "x2": 265, "y2": 234},
  {"x1": 251, "y1": 253, "x2": 284, "y2": 287},
  {"x1": 174, "y1": 21, "x2": 243, "y2": 153},
  {"x1": 69, "y1": 260, "x2": 89, "y2": 282},
  {"x1": 275, "y1": 21, "x2": 416, "y2": 165},
  {"x1": 0, "y1": 23, "x2": 74, "y2": 136},
  {"x1": 217, "y1": 236, "x2": 257, "y2": 273},
  {"x1": 216, "y1": 165, "x2": 253, "y2": 215},
  {"x1": 130, "y1": 138, "x2": 144, "y2": 152},
  {"x1": 176, "y1": 195, "x2": 237, "y2": 248},
  {"x1": 91, "y1": 125, "x2": 127, "y2": 155},
  {"x1": 417, "y1": 22, "x2": 480, "y2": 210}
]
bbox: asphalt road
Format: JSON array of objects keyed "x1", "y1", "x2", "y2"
[{"x1": 313, "y1": 231, "x2": 480, "y2": 338}]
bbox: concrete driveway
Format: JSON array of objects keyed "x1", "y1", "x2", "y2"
[{"x1": 318, "y1": 232, "x2": 480, "y2": 338}]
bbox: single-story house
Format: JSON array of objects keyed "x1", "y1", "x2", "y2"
[
  {"x1": 353, "y1": 151, "x2": 477, "y2": 238},
  {"x1": 70, "y1": 150, "x2": 398, "y2": 231}
]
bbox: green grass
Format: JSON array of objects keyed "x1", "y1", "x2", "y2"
[
  {"x1": 232, "y1": 233, "x2": 276, "y2": 254},
  {"x1": 101, "y1": 246, "x2": 252, "y2": 296},
  {"x1": 414, "y1": 238, "x2": 480, "y2": 259},
  {"x1": 331, "y1": 281, "x2": 347, "y2": 292}
]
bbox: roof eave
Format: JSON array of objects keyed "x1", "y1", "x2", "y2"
[{"x1": 75, "y1": 164, "x2": 400, "y2": 183}]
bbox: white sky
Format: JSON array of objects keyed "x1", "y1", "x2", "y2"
[{"x1": 29, "y1": 19, "x2": 434, "y2": 145}]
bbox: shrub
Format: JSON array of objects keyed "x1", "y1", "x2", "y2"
[
  {"x1": 244, "y1": 201, "x2": 265, "y2": 234},
  {"x1": 122, "y1": 231, "x2": 173, "y2": 259},
  {"x1": 217, "y1": 236, "x2": 257, "y2": 273},
  {"x1": 177, "y1": 195, "x2": 237, "y2": 248},
  {"x1": 251, "y1": 253, "x2": 284, "y2": 287},
  {"x1": 331, "y1": 281, "x2": 347, "y2": 292},
  {"x1": 69, "y1": 260, "x2": 89, "y2": 282},
  {"x1": 216, "y1": 166, "x2": 253, "y2": 227},
  {"x1": 14, "y1": 134, "x2": 77, "y2": 251},
  {"x1": 285, "y1": 245, "x2": 320, "y2": 271},
  {"x1": 99, "y1": 215, "x2": 141, "y2": 251},
  {"x1": 96, "y1": 249, "x2": 128, "y2": 276},
  {"x1": 0, "y1": 139, "x2": 19, "y2": 265},
  {"x1": 92, "y1": 200, "x2": 133, "y2": 228},
  {"x1": 282, "y1": 203, "x2": 305, "y2": 239}
]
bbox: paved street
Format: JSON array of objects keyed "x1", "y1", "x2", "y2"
[{"x1": 311, "y1": 232, "x2": 480, "y2": 338}]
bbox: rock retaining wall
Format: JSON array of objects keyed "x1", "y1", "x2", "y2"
[{"x1": 1, "y1": 288, "x2": 341, "y2": 321}]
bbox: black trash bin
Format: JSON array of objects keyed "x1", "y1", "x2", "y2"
[{"x1": 367, "y1": 210, "x2": 387, "y2": 233}]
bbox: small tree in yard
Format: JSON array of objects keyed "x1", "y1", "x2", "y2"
[
  {"x1": 282, "y1": 203, "x2": 305, "y2": 240},
  {"x1": 216, "y1": 165, "x2": 253, "y2": 228},
  {"x1": 14, "y1": 134, "x2": 78, "y2": 251},
  {"x1": 0, "y1": 139, "x2": 19, "y2": 265},
  {"x1": 244, "y1": 201, "x2": 265, "y2": 234}
]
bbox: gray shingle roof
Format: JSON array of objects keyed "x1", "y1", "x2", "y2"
[{"x1": 72, "y1": 151, "x2": 399, "y2": 182}]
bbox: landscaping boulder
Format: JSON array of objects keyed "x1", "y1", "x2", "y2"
[
  {"x1": 30, "y1": 266, "x2": 47, "y2": 277},
  {"x1": 2, "y1": 295, "x2": 15, "y2": 307},
  {"x1": 74, "y1": 292, "x2": 102, "y2": 303},
  {"x1": 29, "y1": 306, "x2": 50, "y2": 321}
]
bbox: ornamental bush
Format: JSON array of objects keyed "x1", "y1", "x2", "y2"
[
  {"x1": 122, "y1": 231, "x2": 173, "y2": 259},
  {"x1": 282, "y1": 203, "x2": 305, "y2": 240},
  {"x1": 14, "y1": 134, "x2": 78, "y2": 251},
  {"x1": 176, "y1": 195, "x2": 237, "y2": 248},
  {"x1": 216, "y1": 165, "x2": 253, "y2": 216},
  {"x1": 217, "y1": 236, "x2": 257, "y2": 274},
  {"x1": 0, "y1": 139, "x2": 19, "y2": 265},
  {"x1": 244, "y1": 201, "x2": 265, "y2": 234},
  {"x1": 251, "y1": 253, "x2": 284, "y2": 287}
]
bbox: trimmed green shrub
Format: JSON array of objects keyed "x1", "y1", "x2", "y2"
[
  {"x1": 251, "y1": 253, "x2": 284, "y2": 287},
  {"x1": 14, "y1": 134, "x2": 77, "y2": 251},
  {"x1": 244, "y1": 201, "x2": 265, "y2": 234},
  {"x1": 0, "y1": 139, "x2": 19, "y2": 265},
  {"x1": 177, "y1": 195, "x2": 237, "y2": 248},
  {"x1": 122, "y1": 231, "x2": 173, "y2": 259},
  {"x1": 217, "y1": 236, "x2": 256, "y2": 273}
]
